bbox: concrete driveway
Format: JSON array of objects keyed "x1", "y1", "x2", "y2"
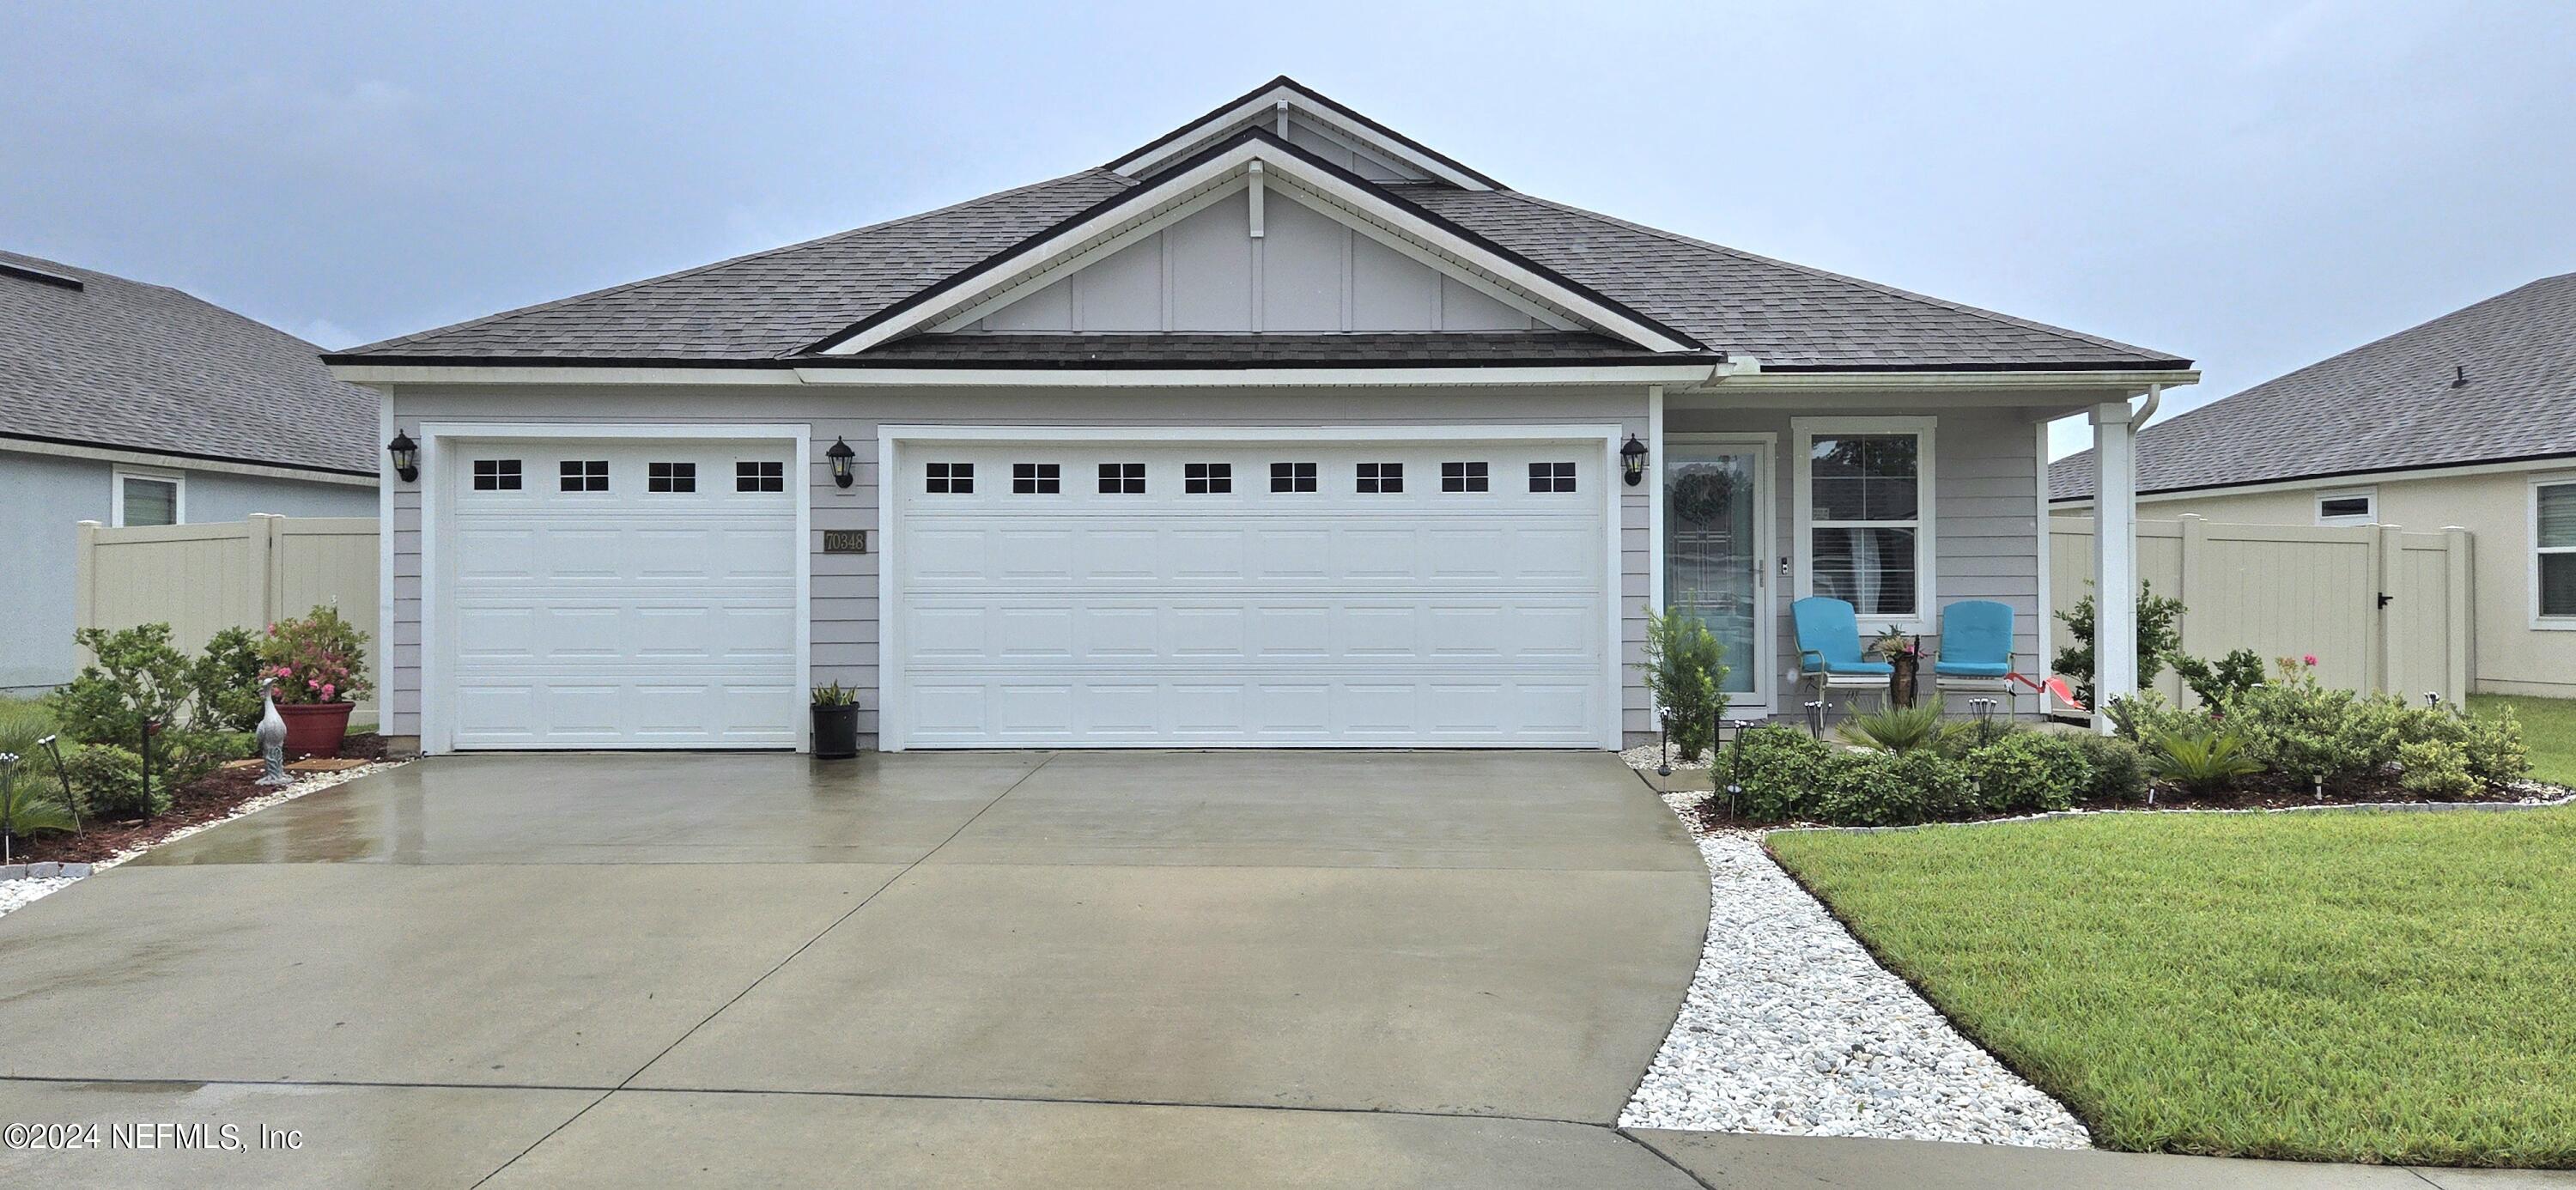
[{"x1": 0, "y1": 750, "x2": 1715, "y2": 1188}]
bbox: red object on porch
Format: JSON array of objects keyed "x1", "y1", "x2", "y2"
[{"x1": 276, "y1": 702, "x2": 355, "y2": 759}]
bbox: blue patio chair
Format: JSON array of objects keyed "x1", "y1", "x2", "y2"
[
  {"x1": 1932, "y1": 599, "x2": 2020, "y2": 719},
  {"x1": 1792, "y1": 597, "x2": 1892, "y2": 727}
]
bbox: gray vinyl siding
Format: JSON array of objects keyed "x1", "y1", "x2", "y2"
[
  {"x1": 1663, "y1": 405, "x2": 2046, "y2": 711},
  {"x1": 0, "y1": 446, "x2": 375, "y2": 692},
  {"x1": 380, "y1": 385, "x2": 1653, "y2": 748}
]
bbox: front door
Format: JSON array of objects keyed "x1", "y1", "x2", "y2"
[{"x1": 1664, "y1": 438, "x2": 1774, "y2": 714}]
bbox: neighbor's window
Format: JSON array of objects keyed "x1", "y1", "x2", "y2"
[
  {"x1": 559, "y1": 459, "x2": 609, "y2": 492},
  {"x1": 1270, "y1": 462, "x2": 1316, "y2": 493},
  {"x1": 735, "y1": 461, "x2": 785, "y2": 493},
  {"x1": 471, "y1": 459, "x2": 522, "y2": 491},
  {"x1": 113, "y1": 470, "x2": 180, "y2": 527},
  {"x1": 1099, "y1": 462, "x2": 1145, "y2": 494},
  {"x1": 1012, "y1": 463, "x2": 1060, "y2": 495},
  {"x1": 1528, "y1": 461, "x2": 1577, "y2": 493},
  {"x1": 1441, "y1": 461, "x2": 1487, "y2": 493},
  {"x1": 2539, "y1": 480, "x2": 2576, "y2": 620},
  {"x1": 1357, "y1": 462, "x2": 1403, "y2": 493},
  {"x1": 1802, "y1": 422, "x2": 1931, "y2": 622},
  {"x1": 2317, "y1": 489, "x2": 2376, "y2": 525},
  {"x1": 926, "y1": 462, "x2": 974, "y2": 494},
  {"x1": 647, "y1": 462, "x2": 696, "y2": 493},
  {"x1": 1185, "y1": 462, "x2": 1232, "y2": 494}
]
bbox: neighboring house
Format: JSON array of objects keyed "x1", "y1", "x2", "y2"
[
  {"x1": 328, "y1": 77, "x2": 2192, "y2": 755},
  {"x1": 0, "y1": 251, "x2": 379, "y2": 693},
  {"x1": 2052, "y1": 273, "x2": 2576, "y2": 698}
]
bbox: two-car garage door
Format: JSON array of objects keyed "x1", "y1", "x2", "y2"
[
  {"x1": 884, "y1": 437, "x2": 1614, "y2": 749},
  {"x1": 431, "y1": 429, "x2": 1615, "y2": 751}
]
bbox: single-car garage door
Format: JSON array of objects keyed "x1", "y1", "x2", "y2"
[
  {"x1": 885, "y1": 433, "x2": 1616, "y2": 749},
  {"x1": 434, "y1": 436, "x2": 802, "y2": 750}
]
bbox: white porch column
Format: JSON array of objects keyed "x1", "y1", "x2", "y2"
[{"x1": 2088, "y1": 399, "x2": 2141, "y2": 732}]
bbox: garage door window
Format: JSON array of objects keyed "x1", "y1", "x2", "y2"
[
  {"x1": 1185, "y1": 463, "x2": 1232, "y2": 494},
  {"x1": 735, "y1": 461, "x2": 784, "y2": 492},
  {"x1": 1270, "y1": 462, "x2": 1316, "y2": 493},
  {"x1": 1528, "y1": 462, "x2": 1577, "y2": 493},
  {"x1": 927, "y1": 463, "x2": 974, "y2": 494},
  {"x1": 471, "y1": 459, "x2": 521, "y2": 491},
  {"x1": 560, "y1": 460, "x2": 609, "y2": 492},
  {"x1": 1099, "y1": 463, "x2": 1145, "y2": 494},
  {"x1": 647, "y1": 462, "x2": 696, "y2": 493},
  {"x1": 1357, "y1": 462, "x2": 1403, "y2": 493},
  {"x1": 1441, "y1": 461, "x2": 1488, "y2": 493},
  {"x1": 1012, "y1": 463, "x2": 1060, "y2": 494}
]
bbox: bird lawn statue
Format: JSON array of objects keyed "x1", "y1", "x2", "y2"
[{"x1": 256, "y1": 677, "x2": 291, "y2": 786}]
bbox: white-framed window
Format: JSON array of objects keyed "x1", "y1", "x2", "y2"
[
  {"x1": 1794, "y1": 416, "x2": 1935, "y2": 629},
  {"x1": 111, "y1": 467, "x2": 183, "y2": 527},
  {"x1": 2316, "y1": 487, "x2": 2377, "y2": 525},
  {"x1": 2535, "y1": 477, "x2": 2576, "y2": 628}
]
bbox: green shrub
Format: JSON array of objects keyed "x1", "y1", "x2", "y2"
[
  {"x1": 1720, "y1": 726, "x2": 1833, "y2": 822},
  {"x1": 2172, "y1": 647, "x2": 2267, "y2": 708},
  {"x1": 50, "y1": 623, "x2": 193, "y2": 748},
  {"x1": 2459, "y1": 708, "x2": 2530, "y2": 788},
  {"x1": 191, "y1": 626, "x2": 267, "y2": 732},
  {"x1": 2397, "y1": 739, "x2": 2477, "y2": 798},
  {"x1": 1639, "y1": 605, "x2": 1729, "y2": 764},
  {"x1": 2105, "y1": 689, "x2": 2208, "y2": 745},
  {"x1": 2143, "y1": 728, "x2": 2263, "y2": 793},
  {"x1": 0, "y1": 726, "x2": 78, "y2": 843},
  {"x1": 1835, "y1": 702, "x2": 1947, "y2": 753},
  {"x1": 2219, "y1": 661, "x2": 2526, "y2": 792},
  {"x1": 2073, "y1": 732, "x2": 2150, "y2": 804},
  {"x1": 2054, "y1": 580, "x2": 2187, "y2": 710},
  {"x1": 1962, "y1": 731, "x2": 2090, "y2": 815},
  {"x1": 62, "y1": 742, "x2": 160, "y2": 820}
]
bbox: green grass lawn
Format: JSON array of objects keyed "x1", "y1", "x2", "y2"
[
  {"x1": 0, "y1": 695, "x2": 53, "y2": 738},
  {"x1": 2470, "y1": 693, "x2": 2576, "y2": 786},
  {"x1": 1768, "y1": 809, "x2": 2576, "y2": 1167}
]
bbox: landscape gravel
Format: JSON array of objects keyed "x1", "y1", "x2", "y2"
[
  {"x1": 0, "y1": 761, "x2": 403, "y2": 921},
  {"x1": 1619, "y1": 821, "x2": 2091, "y2": 1148}
]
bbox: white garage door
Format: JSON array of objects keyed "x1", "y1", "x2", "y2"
[
  {"x1": 888, "y1": 434, "x2": 1615, "y2": 749},
  {"x1": 435, "y1": 438, "x2": 802, "y2": 750}
]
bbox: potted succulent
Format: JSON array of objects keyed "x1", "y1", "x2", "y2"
[
  {"x1": 258, "y1": 605, "x2": 373, "y2": 759},
  {"x1": 812, "y1": 682, "x2": 860, "y2": 759}
]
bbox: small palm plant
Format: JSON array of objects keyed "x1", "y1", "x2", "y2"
[
  {"x1": 2142, "y1": 727, "x2": 2263, "y2": 794},
  {"x1": 1834, "y1": 702, "x2": 1947, "y2": 753},
  {"x1": 0, "y1": 726, "x2": 78, "y2": 863}
]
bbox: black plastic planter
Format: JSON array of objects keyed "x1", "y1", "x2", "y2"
[{"x1": 811, "y1": 704, "x2": 860, "y2": 759}]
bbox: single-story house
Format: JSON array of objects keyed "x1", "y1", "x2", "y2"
[
  {"x1": 2051, "y1": 272, "x2": 2576, "y2": 698},
  {"x1": 328, "y1": 77, "x2": 2194, "y2": 755},
  {"x1": 1, "y1": 251, "x2": 378, "y2": 694}
]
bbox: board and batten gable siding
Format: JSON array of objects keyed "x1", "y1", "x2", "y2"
[
  {"x1": 1664, "y1": 405, "x2": 2048, "y2": 703},
  {"x1": 380, "y1": 385, "x2": 1653, "y2": 746}
]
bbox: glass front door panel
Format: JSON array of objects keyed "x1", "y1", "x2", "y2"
[{"x1": 1666, "y1": 448, "x2": 1760, "y2": 697}]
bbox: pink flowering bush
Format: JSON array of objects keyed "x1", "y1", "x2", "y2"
[{"x1": 258, "y1": 605, "x2": 373, "y2": 706}]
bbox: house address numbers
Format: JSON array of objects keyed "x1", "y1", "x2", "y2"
[{"x1": 823, "y1": 530, "x2": 869, "y2": 555}]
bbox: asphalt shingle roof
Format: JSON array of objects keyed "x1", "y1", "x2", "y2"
[
  {"x1": 2, "y1": 250, "x2": 378, "y2": 474},
  {"x1": 2051, "y1": 273, "x2": 2576, "y2": 500},
  {"x1": 335, "y1": 111, "x2": 2184, "y2": 373}
]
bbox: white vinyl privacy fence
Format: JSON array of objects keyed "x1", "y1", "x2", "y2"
[
  {"x1": 2050, "y1": 515, "x2": 2473, "y2": 707},
  {"x1": 75, "y1": 514, "x2": 380, "y2": 714}
]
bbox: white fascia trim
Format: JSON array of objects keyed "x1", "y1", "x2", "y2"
[
  {"x1": 3, "y1": 437, "x2": 377, "y2": 488},
  {"x1": 412, "y1": 421, "x2": 815, "y2": 756},
  {"x1": 1791, "y1": 415, "x2": 1939, "y2": 635},
  {"x1": 823, "y1": 139, "x2": 1696, "y2": 356},
  {"x1": 2050, "y1": 452, "x2": 2576, "y2": 511},
  {"x1": 1109, "y1": 84, "x2": 1495, "y2": 191},
  {"x1": 329, "y1": 364, "x2": 799, "y2": 386},
  {"x1": 796, "y1": 365, "x2": 1716, "y2": 388},
  {"x1": 1688, "y1": 368, "x2": 2200, "y2": 395},
  {"x1": 876, "y1": 423, "x2": 1625, "y2": 445}
]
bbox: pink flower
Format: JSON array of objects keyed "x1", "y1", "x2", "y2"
[
  {"x1": 2302, "y1": 653, "x2": 2318, "y2": 666},
  {"x1": 321, "y1": 683, "x2": 336, "y2": 700},
  {"x1": 277, "y1": 665, "x2": 294, "y2": 677}
]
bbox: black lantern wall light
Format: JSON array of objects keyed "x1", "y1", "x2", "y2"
[
  {"x1": 1619, "y1": 433, "x2": 1647, "y2": 486},
  {"x1": 825, "y1": 436, "x2": 856, "y2": 489},
  {"x1": 386, "y1": 430, "x2": 419, "y2": 482}
]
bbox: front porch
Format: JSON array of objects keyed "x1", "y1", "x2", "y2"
[{"x1": 1644, "y1": 385, "x2": 2163, "y2": 732}]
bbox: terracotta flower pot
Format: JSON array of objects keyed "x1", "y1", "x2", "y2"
[{"x1": 276, "y1": 701, "x2": 355, "y2": 759}]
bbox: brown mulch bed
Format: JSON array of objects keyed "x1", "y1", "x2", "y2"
[{"x1": 9, "y1": 733, "x2": 390, "y2": 866}]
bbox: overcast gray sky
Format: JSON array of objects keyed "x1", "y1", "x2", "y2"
[{"x1": 5, "y1": 2, "x2": 2571, "y2": 457}]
